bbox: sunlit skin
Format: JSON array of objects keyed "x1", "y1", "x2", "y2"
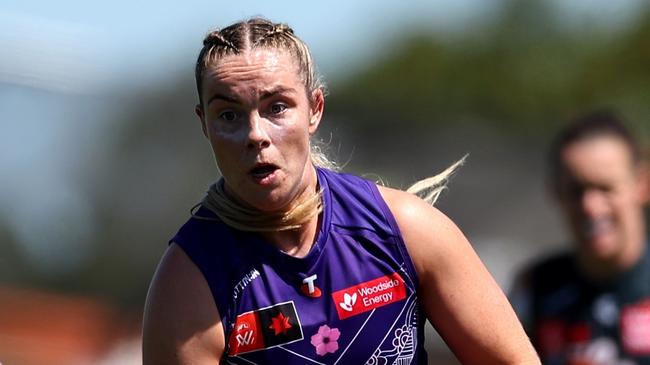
[
  {"x1": 555, "y1": 135, "x2": 649, "y2": 277},
  {"x1": 195, "y1": 48, "x2": 324, "y2": 216}
]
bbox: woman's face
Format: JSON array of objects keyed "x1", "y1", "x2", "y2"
[
  {"x1": 556, "y1": 135, "x2": 649, "y2": 264},
  {"x1": 196, "y1": 48, "x2": 324, "y2": 212}
]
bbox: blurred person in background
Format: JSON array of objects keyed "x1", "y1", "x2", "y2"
[
  {"x1": 142, "y1": 17, "x2": 539, "y2": 365},
  {"x1": 511, "y1": 111, "x2": 650, "y2": 365}
]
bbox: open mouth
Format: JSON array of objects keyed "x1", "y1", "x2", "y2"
[
  {"x1": 583, "y1": 218, "x2": 615, "y2": 239},
  {"x1": 250, "y1": 163, "x2": 279, "y2": 180}
]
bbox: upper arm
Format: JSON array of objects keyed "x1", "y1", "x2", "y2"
[
  {"x1": 378, "y1": 186, "x2": 539, "y2": 365},
  {"x1": 142, "y1": 243, "x2": 225, "y2": 365}
]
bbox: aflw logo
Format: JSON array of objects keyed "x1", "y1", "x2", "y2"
[
  {"x1": 228, "y1": 301, "x2": 304, "y2": 355},
  {"x1": 339, "y1": 293, "x2": 357, "y2": 312},
  {"x1": 236, "y1": 331, "x2": 255, "y2": 346}
]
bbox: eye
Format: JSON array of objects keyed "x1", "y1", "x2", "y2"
[
  {"x1": 219, "y1": 110, "x2": 238, "y2": 122},
  {"x1": 270, "y1": 103, "x2": 287, "y2": 115}
]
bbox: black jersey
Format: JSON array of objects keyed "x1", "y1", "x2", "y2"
[{"x1": 511, "y1": 246, "x2": 650, "y2": 365}]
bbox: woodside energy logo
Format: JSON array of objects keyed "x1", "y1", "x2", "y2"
[{"x1": 331, "y1": 272, "x2": 407, "y2": 320}]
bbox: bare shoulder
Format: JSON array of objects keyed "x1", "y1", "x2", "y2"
[
  {"x1": 377, "y1": 185, "x2": 465, "y2": 275},
  {"x1": 377, "y1": 185, "x2": 454, "y2": 228},
  {"x1": 142, "y1": 243, "x2": 224, "y2": 365}
]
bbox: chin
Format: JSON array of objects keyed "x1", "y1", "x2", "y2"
[
  {"x1": 248, "y1": 192, "x2": 293, "y2": 213},
  {"x1": 582, "y1": 238, "x2": 621, "y2": 262}
]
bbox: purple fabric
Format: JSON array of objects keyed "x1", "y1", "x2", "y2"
[{"x1": 172, "y1": 168, "x2": 427, "y2": 364}]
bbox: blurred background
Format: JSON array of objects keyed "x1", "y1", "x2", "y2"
[{"x1": 1, "y1": 0, "x2": 650, "y2": 364}]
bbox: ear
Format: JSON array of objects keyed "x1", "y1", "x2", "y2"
[
  {"x1": 308, "y1": 88, "x2": 324, "y2": 135},
  {"x1": 195, "y1": 104, "x2": 208, "y2": 138}
]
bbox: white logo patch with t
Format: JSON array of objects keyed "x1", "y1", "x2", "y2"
[{"x1": 303, "y1": 274, "x2": 318, "y2": 295}]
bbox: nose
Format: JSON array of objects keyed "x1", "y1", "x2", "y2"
[
  {"x1": 580, "y1": 188, "x2": 608, "y2": 217},
  {"x1": 246, "y1": 113, "x2": 271, "y2": 150}
]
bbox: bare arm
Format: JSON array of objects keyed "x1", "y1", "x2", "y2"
[
  {"x1": 142, "y1": 243, "x2": 225, "y2": 364},
  {"x1": 379, "y1": 186, "x2": 540, "y2": 365}
]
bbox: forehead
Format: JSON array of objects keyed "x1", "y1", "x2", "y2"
[
  {"x1": 560, "y1": 135, "x2": 636, "y2": 182},
  {"x1": 202, "y1": 48, "x2": 302, "y2": 95}
]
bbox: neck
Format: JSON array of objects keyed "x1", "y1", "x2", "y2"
[
  {"x1": 260, "y1": 212, "x2": 322, "y2": 258},
  {"x1": 261, "y1": 165, "x2": 321, "y2": 257},
  {"x1": 205, "y1": 165, "x2": 322, "y2": 232}
]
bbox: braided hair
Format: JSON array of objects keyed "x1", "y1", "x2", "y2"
[{"x1": 195, "y1": 17, "x2": 325, "y2": 108}]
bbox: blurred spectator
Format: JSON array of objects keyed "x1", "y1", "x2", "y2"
[{"x1": 510, "y1": 111, "x2": 650, "y2": 365}]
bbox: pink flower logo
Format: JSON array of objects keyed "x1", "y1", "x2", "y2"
[{"x1": 310, "y1": 325, "x2": 340, "y2": 356}]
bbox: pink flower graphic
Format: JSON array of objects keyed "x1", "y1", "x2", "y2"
[{"x1": 310, "y1": 325, "x2": 340, "y2": 356}]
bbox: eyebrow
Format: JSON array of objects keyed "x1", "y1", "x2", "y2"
[
  {"x1": 260, "y1": 86, "x2": 297, "y2": 100},
  {"x1": 205, "y1": 86, "x2": 298, "y2": 107},
  {"x1": 206, "y1": 92, "x2": 239, "y2": 106}
]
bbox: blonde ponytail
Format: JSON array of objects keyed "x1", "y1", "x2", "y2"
[{"x1": 406, "y1": 155, "x2": 467, "y2": 205}]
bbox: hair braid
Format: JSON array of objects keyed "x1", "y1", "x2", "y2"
[
  {"x1": 203, "y1": 30, "x2": 238, "y2": 51},
  {"x1": 254, "y1": 23, "x2": 294, "y2": 45},
  {"x1": 196, "y1": 18, "x2": 325, "y2": 107}
]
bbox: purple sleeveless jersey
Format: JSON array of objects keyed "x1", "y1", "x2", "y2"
[{"x1": 172, "y1": 167, "x2": 427, "y2": 364}]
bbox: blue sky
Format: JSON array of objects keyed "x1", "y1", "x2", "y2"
[
  {"x1": 0, "y1": 0, "x2": 500, "y2": 92},
  {"x1": 1, "y1": 0, "x2": 644, "y2": 92},
  {"x1": 0, "y1": 0, "x2": 642, "y2": 92}
]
